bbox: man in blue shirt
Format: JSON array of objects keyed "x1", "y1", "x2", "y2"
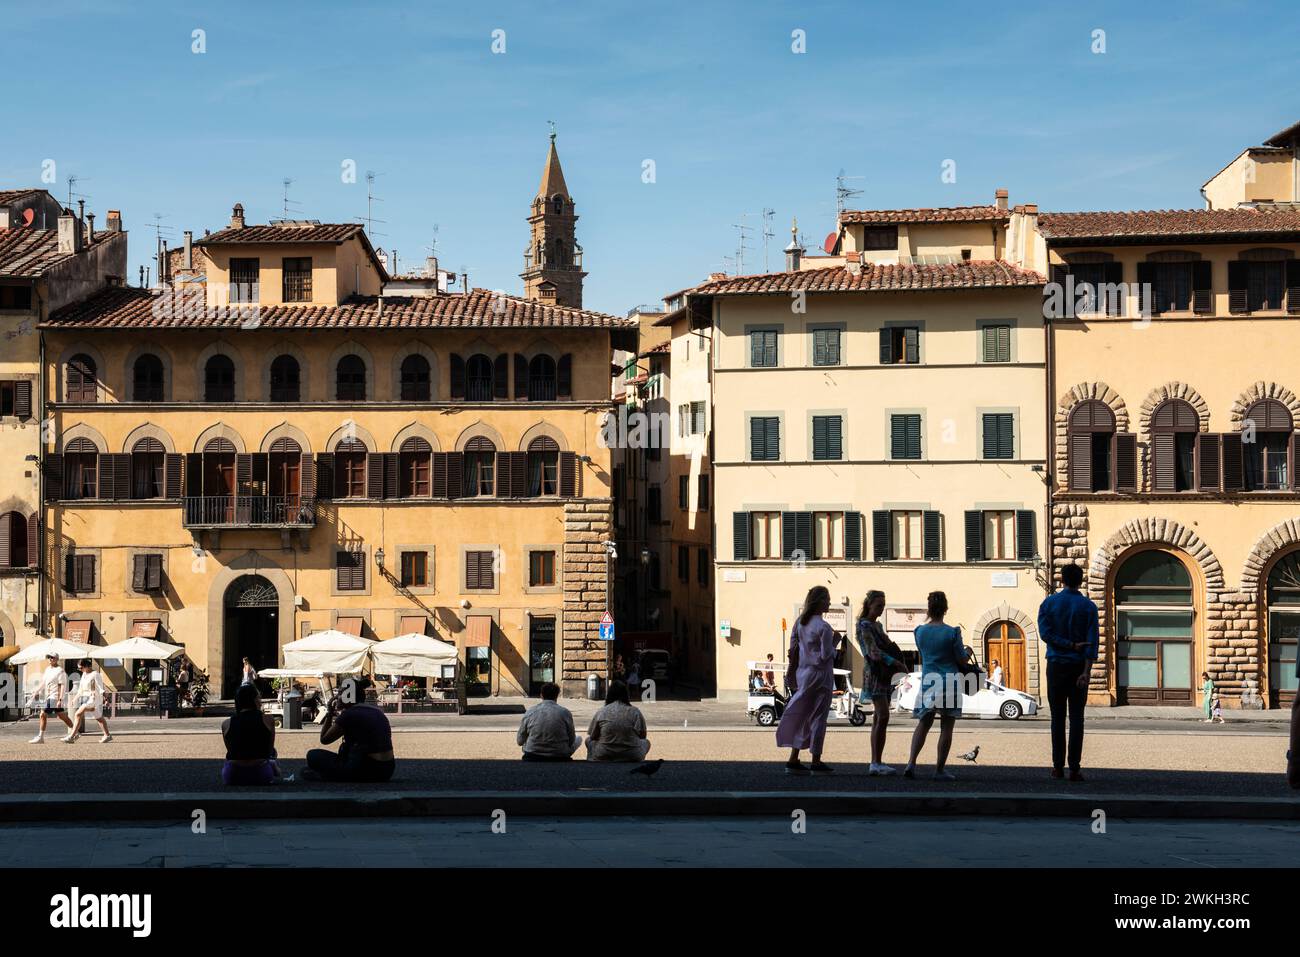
[{"x1": 1037, "y1": 562, "x2": 1099, "y2": 781}]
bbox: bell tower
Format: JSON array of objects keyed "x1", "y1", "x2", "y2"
[{"x1": 522, "y1": 131, "x2": 586, "y2": 308}]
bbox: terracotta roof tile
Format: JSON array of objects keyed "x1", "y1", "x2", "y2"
[
  {"x1": 0, "y1": 189, "x2": 43, "y2": 206},
  {"x1": 839, "y1": 205, "x2": 1010, "y2": 226},
  {"x1": 42, "y1": 285, "x2": 635, "y2": 331},
  {"x1": 1038, "y1": 207, "x2": 1300, "y2": 242},
  {"x1": 0, "y1": 228, "x2": 114, "y2": 279},
  {"x1": 691, "y1": 261, "x2": 1045, "y2": 296},
  {"x1": 197, "y1": 223, "x2": 365, "y2": 245}
]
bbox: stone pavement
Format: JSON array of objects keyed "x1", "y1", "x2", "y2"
[{"x1": 3, "y1": 815, "x2": 1297, "y2": 868}]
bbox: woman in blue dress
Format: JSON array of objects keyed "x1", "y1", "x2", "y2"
[
  {"x1": 776, "y1": 586, "x2": 837, "y2": 775},
  {"x1": 903, "y1": 591, "x2": 972, "y2": 780}
]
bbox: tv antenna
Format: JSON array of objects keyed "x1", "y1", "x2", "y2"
[
  {"x1": 760, "y1": 208, "x2": 776, "y2": 273},
  {"x1": 731, "y1": 213, "x2": 753, "y2": 276},
  {"x1": 836, "y1": 169, "x2": 864, "y2": 214},
  {"x1": 355, "y1": 170, "x2": 387, "y2": 238},
  {"x1": 425, "y1": 224, "x2": 441, "y2": 259},
  {"x1": 280, "y1": 177, "x2": 303, "y2": 219},
  {"x1": 66, "y1": 174, "x2": 91, "y2": 209}
]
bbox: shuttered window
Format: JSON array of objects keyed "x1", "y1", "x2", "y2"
[
  {"x1": 749, "y1": 416, "x2": 780, "y2": 461},
  {"x1": 889, "y1": 511, "x2": 923, "y2": 560},
  {"x1": 1150, "y1": 399, "x2": 1198, "y2": 492},
  {"x1": 879, "y1": 327, "x2": 919, "y2": 365},
  {"x1": 677, "y1": 545, "x2": 689, "y2": 582},
  {"x1": 813, "y1": 512, "x2": 843, "y2": 559},
  {"x1": 981, "y1": 413, "x2": 1015, "y2": 460},
  {"x1": 465, "y1": 550, "x2": 496, "y2": 590},
  {"x1": 782, "y1": 511, "x2": 814, "y2": 561},
  {"x1": 679, "y1": 475, "x2": 689, "y2": 509},
  {"x1": 65, "y1": 354, "x2": 97, "y2": 403},
  {"x1": 1195, "y1": 433, "x2": 1221, "y2": 491},
  {"x1": 1228, "y1": 260, "x2": 1288, "y2": 313},
  {"x1": 749, "y1": 329, "x2": 778, "y2": 367},
  {"x1": 65, "y1": 553, "x2": 96, "y2": 594},
  {"x1": 697, "y1": 474, "x2": 709, "y2": 511},
  {"x1": 811, "y1": 415, "x2": 843, "y2": 461},
  {"x1": 981, "y1": 324, "x2": 1012, "y2": 362},
  {"x1": 335, "y1": 550, "x2": 365, "y2": 591},
  {"x1": 1067, "y1": 400, "x2": 1115, "y2": 492},
  {"x1": 890, "y1": 414, "x2": 922, "y2": 460},
  {"x1": 750, "y1": 512, "x2": 781, "y2": 559},
  {"x1": 690, "y1": 401, "x2": 706, "y2": 434},
  {"x1": 811, "y1": 327, "x2": 841, "y2": 366},
  {"x1": 697, "y1": 548, "x2": 710, "y2": 587},
  {"x1": 132, "y1": 554, "x2": 163, "y2": 593},
  {"x1": 844, "y1": 511, "x2": 863, "y2": 561}
]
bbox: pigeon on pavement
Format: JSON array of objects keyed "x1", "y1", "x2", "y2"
[
  {"x1": 630, "y1": 759, "x2": 665, "y2": 776},
  {"x1": 958, "y1": 746, "x2": 980, "y2": 764}
]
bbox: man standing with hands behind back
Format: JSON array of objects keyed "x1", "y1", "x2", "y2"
[{"x1": 1037, "y1": 562, "x2": 1099, "y2": 782}]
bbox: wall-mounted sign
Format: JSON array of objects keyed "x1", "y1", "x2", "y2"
[
  {"x1": 719, "y1": 620, "x2": 732, "y2": 639},
  {"x1": 723, "y1": 569, "x2": 747, "y2": 583},
  {"x1": 991, "y1": 571, "x2": 1018, "y2": 588}
]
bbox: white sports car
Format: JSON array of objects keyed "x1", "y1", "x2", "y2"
[{"x1": 891, "y1": 671, "x2": 1039, "y2": 720}]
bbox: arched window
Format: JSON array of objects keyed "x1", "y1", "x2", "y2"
[
  {"x1": 204, "y1": 355, "x2": 236, "y2": 402},
  {"x1": 336, "y1": 354, "x2": 366, "y2": 401},
  {"x1": 528, "y1": 354, "x2": 557, "y2": 401},
  {"x1": 132, "y1": 354, "x2": 164, "y2": 402},
  {"x1": 527, "y1": 436, "x2": 560, "y2": 496},
  {"x1": 1150, "y1": 399, "x2": 1199, "y2": 492},
  {"x1": 270, "y1": 355, "x2": 301, "y2": 402},
  {"x1": 465, "y1": 355, "x2": 493, "y2": 402},
  {"x1": 1067, "y1": 400, "x2": 1117, "y2": 492},
  {"x1": 66, "y1": 354, "x2": 97, "y2": 403},
  {"x1": 335, "y1": 438, "x2": 367, "y2": 498},
  {"x1": 1243, "y1": 399, "x2": 1293, "y2": 491},
  {"x1": 399, "y1": 437, "x2": 432, "y2": 497},
  {"x1": 550, "y1": 238, "x2": 567, "y2": 267},
  {"x1": 1115, "y1": 550, "x2": 1194, "y2": 704},
  {"x1": 0, "y1": 511, "x2": 30, "y2": 568},
  {"x1": 65, "y1": 437, "x2": 99, "y2": 499},
  {"x1": 131, "y1": 437, "x2": 165, "y2": 499},
  {"x1": 463, "y1": 436, "x2": 496, "y2": 497},
  {"x1": 1265, "y1": 552, "x2": 1300, "y2": 707},
  {"x1": 400, "y1": 354, "x2": 431, "y2": 402},
  {"x1": 552, "y1": 195, "x2": 563, "y2": 216}
]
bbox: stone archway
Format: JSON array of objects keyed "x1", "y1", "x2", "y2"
[
  {"x1": 1229, "y1": 382, "x2": 1300, "y2": 428},
  {"x1": 1242, "y1": 519, "x2": 1300, "y2": 594},
  {"x1": 1088, "y1": 517, "x2": 1224, "y2": 601},
  {"x1": 206, "y1": 552, "x2": 295, "y2": 699},
  {"x1": 1138, "y1": 382, "x2": 1210, "y2": 436},
  {"x1": 1054, "y1": 381, "x2": 1129, "y2": 483},
  {"x1": 971, "y1": 601, "x2": 1040, "y2": 696}
]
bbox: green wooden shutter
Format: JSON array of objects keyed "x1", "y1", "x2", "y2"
[
  {"x1": 903, "y1": 327, "x2": 919, "y2": 364},
  {"x1": 872, "y1": 510, "x2": 892, "y2": 561},
  {"x1": 782, "y1": 512, "x2": 799, "y2": 560},
  {"x1": 878, "y1": 328, "x2": 893, "y2": 364},
  {"x1": 1015, "y1": 510, "x2": 1037, "y2": 561},
  {"x1": 827, "y1": 416, "x2": 842, "y2": 460},
  {"x1": 890, "y1": 415, "x2": 905, "y2": 458},
  {"x1": 964, "y1": 510, "x2": 984, "y2": 562},
  {"x1": 844, "y1": 511, "x2": 862, "y2": 561},
  {"x1": 732, "y1": 512, "x2": 751, "y2": 561},
  {"x1": 922, "y1": 510, "x2": 942, "y2": 561}
]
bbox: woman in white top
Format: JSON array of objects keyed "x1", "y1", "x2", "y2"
[
  {"x1": 241, "y1": 657, "x2": 258, "y2": 687},
  {"x1": 990, "y1": 659, "x2": 1004, "y2": 688},
  {"x1": 68, "y1": 658, "x2": 112, "y2": 743}
]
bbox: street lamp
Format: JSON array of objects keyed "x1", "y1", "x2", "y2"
[
  {"x1": 640, "y1": 547, "x2": 651, "y2": 567},
  {"x1": 374, "y1": 547, "x2": 385, "y2": 569}
]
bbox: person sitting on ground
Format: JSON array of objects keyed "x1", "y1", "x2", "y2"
[
  {"x1": 304, "y1": 677, "x2": 395, "y2": 782},
  {"x1": 517, "y1": 682, "x2": 582, "y2": 761},
  {"x1": 220, "y1": 684, "x2": 280, "y2": 785},
  {"x1": 585, "y1": 680, "x2": 650, "y2": 762},
  {"x1": 68, "y1": 659, "x2": 112, "y2": 744}
]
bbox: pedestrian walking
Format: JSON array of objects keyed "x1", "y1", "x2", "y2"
[
  {"x1": 855, "y1": 589, "x2": 906, "y2": 775},
  {"x1": 68, "y1": 659, "x2": 112, "y2": 743},
  {"x1": 1037, "y1": 562, "x2": 1099, "y2": 781},
  {"x1": 776, "y1": 585, "x2": 837, "y2": 775},
  {"x1": 902, "y1": 591, "x2": 971, "y2": 780},
  {"x1": 990, "y1": 659, "x2": 1004, "y2": 688},
  {"x1": 28, "y1": 653, "x2": 74, "y2": 744},
  {"x1": 1201, "y1": 672, "x2": 1215, "y2": 722},
  {"x1": 241, "y1": 657, "x2": 257, "y2": 687},
  {"x1": 1212, "y1": 694, "x2": 1224, "y2": 724}
]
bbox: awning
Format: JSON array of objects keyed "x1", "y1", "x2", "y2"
[
  {"x1": 64, "y1": 621, "x2": 92, "y2": 644},
  {"x1": 399, "y1": 616, "x2": 428, "y2": 637},
  {"x1": 464, "y1": 616, "x2": 493, "y2": 648},
  {"x1": 129, "y1": 619, "x2": 161, "y2": 639},
  {"x1": 335, "y1": 617, "x2": 365, "y2": 637}
]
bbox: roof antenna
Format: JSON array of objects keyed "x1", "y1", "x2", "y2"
[
  {"x1": 836, "y1": 169, "x2": 864, "y2": 215},
  {"x1": 280, "y1": 178, "x2": 303, "y2": 220},
  {"x1": 354, "y1": 171, "x2": 387, "y2": 238},
  {"x1": 761, "y1": 208, "x2": 776, "y2": 273},
  {"x1": 731, "y1": 214, "x2": 753, "y2": 275}
]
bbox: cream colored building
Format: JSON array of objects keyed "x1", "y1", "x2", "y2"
[{"x1": 701, "y1": 202, "x2": 1051, "y2": 699}]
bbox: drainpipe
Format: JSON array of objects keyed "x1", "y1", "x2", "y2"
[
  {"x1": 37, "y1": 327, "x2": 47, "y2": 637},
  {"x1": 1044, "y1": 272, "x2": 1056, "y2": 592}
]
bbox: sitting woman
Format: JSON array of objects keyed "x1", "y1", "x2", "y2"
[
  {"x1": 220, "y1": 684, "x2": 280, "y2": 785},
  {"x1": 585, "y1": 680, "x2": 651, "y2": 762}
]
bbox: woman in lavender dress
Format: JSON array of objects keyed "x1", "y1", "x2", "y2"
[{"x1": 776, "y1": 586, "x2": 837, "y2": 775}]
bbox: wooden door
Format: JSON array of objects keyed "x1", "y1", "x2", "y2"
[
  {"x1": 205, "y1": 454, "x2": 235, "y2": 523},
  {"x1": 983, "y1": 621, "x2": 1026, "y2": 690}
]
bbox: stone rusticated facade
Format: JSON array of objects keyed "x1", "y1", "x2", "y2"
[
  {"x1": 562, "y1": 498, "x2": 612, "y2": 691},
  {"x1": 1053, "y1": 381, "x2": 1129, "y2": 484}
]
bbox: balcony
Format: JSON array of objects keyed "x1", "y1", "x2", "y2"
[{"x1": 183, "y1": 495, "x2": 316, "y2": 528}]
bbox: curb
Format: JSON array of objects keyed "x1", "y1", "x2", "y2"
[{"x1": 2, "y1": 790, "x2": 1297, "y2": 823}]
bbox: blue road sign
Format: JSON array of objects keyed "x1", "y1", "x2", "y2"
[{"x1": 599, "y1": 621, "x2": 615, "y2": 642}]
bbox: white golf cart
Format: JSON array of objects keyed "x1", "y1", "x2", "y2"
[{"x1": 745, "y1": 661, "x2": 867, "y2": 727}]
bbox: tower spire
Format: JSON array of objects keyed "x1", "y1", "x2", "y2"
[{"x1": 523, "y1": 130, "x2": 585, "y2": 307}]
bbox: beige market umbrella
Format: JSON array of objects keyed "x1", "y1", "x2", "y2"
[
  {"x1": 87, "y1": 637, "x2": 185, "y2": 661},
  {"x1": 9, "y1": 637, "x2": 94, "y2": 666}
]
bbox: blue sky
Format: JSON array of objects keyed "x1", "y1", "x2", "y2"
[{"x1": 3, "y1": 0, "x2": 1296, "y2": 314}]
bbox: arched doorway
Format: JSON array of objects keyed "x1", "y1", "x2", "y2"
[
  {"x1": 1114, "y1": 550, "x2": 1195, "y2": 705},
  {"x1": 222, "y1": 574, "x2": 279, "y2": 698},
  {"x1": 1265, "y1": 552, "x2": 1300, "y2": 708},
  {"x1": 983, "y1": 621, "x2": 1025, "y2": 691}
]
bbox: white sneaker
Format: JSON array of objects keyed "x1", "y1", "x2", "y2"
[
  {"x1": 868, "y1": 763, "x2": 898, "y2": 776},
  {"x1": 61, "y1": 733, "x2": 77, "y2": 744},
  {"x1": 100, "y1": 734, "x2": 112, "y2": 744},
  {"x1": 28, "y1": 734, "x2": 44, "y2": 744}
]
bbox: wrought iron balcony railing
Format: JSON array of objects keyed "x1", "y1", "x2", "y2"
[{"x1": 183, "y1": 495, "x2": 316, "y2": 528}]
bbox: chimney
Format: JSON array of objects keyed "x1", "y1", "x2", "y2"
[
  {"x1": 57, "y1": 207, "x2": 82, "y2": 254},
  {"x1": 843, "y1": 250, "x2": 862, "y2": 276},
  {"x1": 783, "y1": 218, "x2": 804, "y2": 272},
  {"x1": 230, "y1": 203, "x2": 245, "y2": 229},
  {"x1": 106, "y1": 210, "x2": 122, "y2": 233},
  {"x1": 183, "y1": 230, "x2": 193, "y2": 270},
  {"x1": 995, "y1": 188, "x2": 1009, "y2": 211},
  {"x1": 0, "y1": 207, "x2": 10, "y2": 229},
  {"x1": 85, "y1": 213, "x2": 95, "y2": 246}
]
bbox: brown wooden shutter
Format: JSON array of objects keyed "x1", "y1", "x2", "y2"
[
  {"x1": 14, "y1": 380, "x2": 31, "y2": 419},
  {"x1": 1151, "y1": 432, "x2": 1176, "y2": 492},
  {"x1": 384, "y1": 452, "x2": 399, "y2": 499},
  {"x1": 236, "y1": 453, "x2": 253, "y2": 491},
  {"x1": 147, "y1": 554, "x2": 162, "y2": 591},
  {"x1": 514, "y1": 354, "x2": 529, "y2": 399},
  {"x1": 1115, "y1": 433, "x2": 1138, "y2": 492},
  {"x1": 511, "y1": 451, "x2": 528, "y2": 498},
  {"x1": 495, "y1": 452, "x2": 512, "y2": 497},
  {"x1": 445, "y1": 452, "x2": 464, "y2": 499},
  {"x1": 27, "y1": 512, "x2": 39, "y2": 568},
  {"x1": 557, "y1": 354, "x2": 572, "y2": 398},
  {"x1": 1068, "y1": 432, "x2": 1092, "y2": 491},
  {"x1": 1221, "y1": 433, "x2": 1244, "y2": 491},
  {"x1": 1228, "y1": 261, "x2": 1249, "y2": 314},
  {"x1": 77, "y1": 555, "x2": 95, "y2": 593},
  {"x1": 1195, "y1": 433, "x2": 1221, "y2": 491},
  {"x1": 96, "y1": 454, "x2": 115, "y2": 499},
  {"x1": 113, "y1": 454, "x2": 131, "y2": 501},
  {"x1": 0, "y1": 515, "x2": 9, "y2": 569},
  {"x1": 432, "y1": 452, "x2": 448, "y2": 499},
  {"x1": 1287, "y1": 260, "x2": 1300, "y2": 315},
  {"x1": 132, "y1": 555, "x2": 147, "y2": 592},
  {"x1": 163, "y1": 454, "x2": 183, "y2": 499},
  {"x1": 314, "y1": 453, "x2": 334, "y2": 501},
  {"x1": 559, "y1": 451, "x2": 576, "y2": 496},
  {"x1": 299, "y1": 453, "x2": 316, "y2": 500},
  {"x1": 44, "y1": 454, "x2": 63, "y2": 503},
  {"x1": 1192, "y1": 260, "x2": 1212, "y2": 314},
  {"x1": 1103, "y1": 261, "x2": 1124, "y2": 315},
  {"x1": 493, "y1": 354, "x2": 509, "y2": 399},
  {"x1": 367, "y1": 454, "x2": 386, "y2": 499}
]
